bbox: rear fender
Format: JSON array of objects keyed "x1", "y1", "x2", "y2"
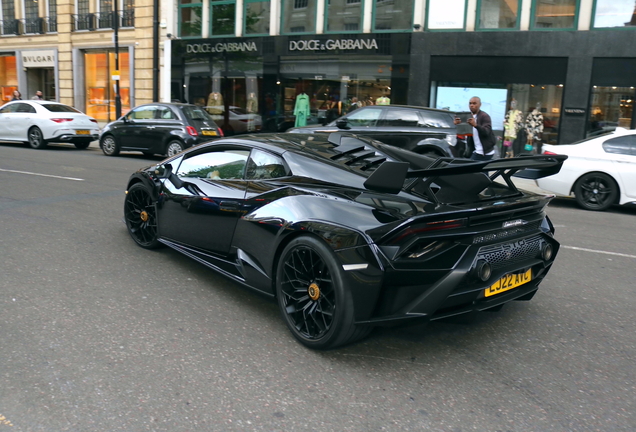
[{"x1": 414, "y1": 138, "x2": 451, "y2": 157}]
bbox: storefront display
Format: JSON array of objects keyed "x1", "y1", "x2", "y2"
[{"x1": 0, "y1": 55, "x2": 18, "y2": 104}]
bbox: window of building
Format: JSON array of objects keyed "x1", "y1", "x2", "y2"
[
  {"x1": 325, "y1": 0, "x2": 364, "y2": 33},
  {"x1": 24, "y1": 0, "x2": 41, "y2": 33},
  {"x1": 589, "y1": 86, "x2": 635, "y2": 136},
  {"x1": 210, "y1": 0, "x2": 236, "y2": 36},
  {"x1": 122, "y1": 0, "x2": 135, "y2": 26},
  {"x1": 1, "y1": 0, "x2": 16, "y2": 34},
  {"x1": 47, "y1": 0, "x2": 58, "y2": 32},
  {"x1": 592, "y1": 0, "x2": 636, "y2": 28},
  {"x1": 179, "y1": 0, "x2": 203, "y2": 37},
  {"x1": 531, "y1": 0, "x2": 579, "y2": 30},
  {"x1": 281, "y1": 0, "x2": 317, "y2": 34},
  {"x1": 85, "y1": 51, "x2": 131, "y2": 122},
  {"x1": 426, "y1": 0, "x2": 467, "y2": 30},
  {"x1": 373, "y1": 0, "x2": 415, "y2": 31},
  {"x1": 244, "y1": 0, "x2": 270, "y2": 35},
  {"x1": 0, "y1": 55, "x2": 18, "y2": 102},
  {"x1": 477, "y1": 0, "x2": 521, "y2": 30}
]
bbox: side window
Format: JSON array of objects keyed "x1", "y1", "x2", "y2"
[
  {"x1": 129, "y1": 106, "x2": 156, "y2": 120},
  {"x1": 157, "y1": 107, "x2": 177, "y2": 120},
  {"x1": 603, "y1": 136, "x2": 634, "y2": 156},
  {"x1": 378, "y1": 109, "x2": 420, "y2": 127},
  {"x1": 176, "y1": 149, "x2": 250, "y2": 180},
  {"x1": 419, "y1": 111, "x2": 454, "y2": 128},
  {"x1": 16, "y1": 103, "x2": 36, "y2": 113},
  {"x1": 345, "y1": 107, "x2": 383, "y2": 127},
  {"x1": 246, "y1": 149, "x2": 288, "y2": 180},
  {"x1": 0, "y1": 104, "x2": 18, "y2": 113}
]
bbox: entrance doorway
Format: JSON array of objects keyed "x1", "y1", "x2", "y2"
[{"x1": 26, "y1": 68, "x2": 56, "y2": 100}]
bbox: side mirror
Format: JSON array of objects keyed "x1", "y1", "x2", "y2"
[
  {"x1": 336, "y1": 118, "x2": 349, "y2": 129},
  {"x1": 122, "y1": 116, "x2": 130, "y2": 123},
  {"x1": 153, "y1": 163, "x2": 172, "y2": 178}
]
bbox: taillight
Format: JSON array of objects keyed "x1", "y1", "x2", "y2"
[
  {"x1": 50, "y1": 118, "x2": 73, "y2": 123},
  {"x1": 389, "y1": 219, "x2": 467, "y2": 244},
  {"x1": 543, "y1": 151, "x2": 559, "y2": 155},
  {"x1": 186, "y1": 126, "x2": 198, "y2": 136},
  {"x1": 90, "y1": 118, "x2": 98, "y2": 124},
  {"x1": 218, "y1": 128, "x2": 224, "y2": 137}
]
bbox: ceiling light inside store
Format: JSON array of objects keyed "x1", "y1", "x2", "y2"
[
  {"x1": 612, "y1": 87, "x2": 617, "y2": 89},
  {"x1": 558, "y1": 84, "x2": 563, "y2": 87},
  {"x1": 628, "y1": 99, "x2": 633, "y2": 103}
]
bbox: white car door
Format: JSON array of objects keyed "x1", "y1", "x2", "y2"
[
  {"x1": 11, "y1": 102, "x2": 37, "y2": 141},
  {"x1": 603, "y1": 135, "x2": 636, "y2": 199},
  {"x1": 0, "y1": 103, "x2": 20, "y2": 141}
]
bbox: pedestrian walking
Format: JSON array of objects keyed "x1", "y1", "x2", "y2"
[
  {"x1": 11, "y1": 90, "x2": 22, "y2": 100},
  {"x1": 454, "y1": 96, "x2": 496, "y2": 161},
  {"x1": 32, "y1": 90, "x2": 43, "y2": 100}
]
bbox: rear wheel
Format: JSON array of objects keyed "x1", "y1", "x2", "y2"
[
  {"x1": 166, "y1": 140, "x2": 184, "y2": 157},
  {"x1": 124, "y1": 183, "x2": 161, "y2": 249},
  {"x1": 276, "y1": 236, "x2": 371, "y2": 350},
  {"x1": 74, "y1": 141, "x2": 91, "y2": 150},
  {"x1": 573, "y1": 172, "x2": 617, "y2": 211},
  {"x1": 101, "y1": 134, "x2": 120, "y2": 156},
  {"x1": 28, "y1": 127, "x2": 46, "y2": 149}
]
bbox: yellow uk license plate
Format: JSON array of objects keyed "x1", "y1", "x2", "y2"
[
  {"x1": 76, "y1": 130, "x2": 90, "y2": 135},
  {"x1": 485, "y1": 269, "x2": 532, "y2": 297},
  {"x1": 202, "y1": 130, "x2": 218, "y2": 136}
]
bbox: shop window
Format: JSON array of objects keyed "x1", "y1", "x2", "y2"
[
  {"x1": 345, "y1": 107, "x2": 383, "y2": 126},
  {"x1": 0, "y1": 56, "x2": 18, "y2": 103},
  {"x1": 426, "y1": 0, "x2": 466, "y2": 30},
  {"x1": 531, "y1": 0, "x2": 579, "y2": 30},
  {"x1": 592, "y1": 0, "x2": 636, "y2": 29},
  {"x1": 325, "y1": 0, "x2": 364, "y2": 33},
  {"x1": 179, "y1": 0, "x2": 203, "y2": 37},
  {"x1": 281, "y1": 0, "x2": 316, "y2": 34},
  {"x1": 210, "y1": 0, "x2": 236, "y2": 36},
  {"x1": 588, "y1": 86, "x2": 635, "y2": 136},
  {"x1": 477, "y1": 0, "x2": 521, "y2": 30},
  {"x1": 85, "y1": 51, "x2": 131, "y2": 122},
  {"x1": 244, "y1": 0, "x2": 269, "y2": 35},
  {"x1": 373, "y1": 0, "x2": 415, "y2": 31}
]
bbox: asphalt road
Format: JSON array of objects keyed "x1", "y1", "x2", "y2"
[{"x1": 1, "y1": 142, "x2": 635, "y2": 431}]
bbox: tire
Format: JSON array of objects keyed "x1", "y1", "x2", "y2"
[
  {"x1": 28, "y1": 127, "x2": 47, "y2": 149},
  {"x1": 276, "y1": 235, "x2": 371, "y2": 350},
  {"x1": 573, "y1": 172, "x2": 618, "y2": 211},
  {"x1": 166, "y1": 140, "x2": 185, "y2": 157},
  {"x1": 74, "y1": 141, "x2": 91, "y2": 150},
  {"x1": 124, "y1": 183, "x2": 162, "y2": 249},
  {"x1": 101, "y1": 134, "x2": 120, "y2": 156}
]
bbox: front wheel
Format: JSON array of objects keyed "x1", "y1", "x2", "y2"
[
  {"x1": 124, "y1": 183, "x2": 162, "y2": 249},
  {"x1": 101, "y1": 134, "x2": 120, "y2": 156},
  {"x1": 28, "y1": 127, "x2": 47, "y2": 149},
  {"x1": 166, "y1": 140, "x2": 185, "y2": 157},
  {"x1": 573, "y1": 172, "x2": 618, "y2": 211},
  {"x1": 276, "y1": 236, "x2": 371, "y2": 350}
]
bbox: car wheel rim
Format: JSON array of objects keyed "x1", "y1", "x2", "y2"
[
  {"x1": 167, "y1": 143, "x2": 183, "y2": 156},
  {"x1": 280, "y1": 246, "x2": 335, "y2": 340},
  {"x1": 103, "y1": 137, "x2": 115, "y2": 154},
  {"x1": 29, "y1": 129, "x2": 41, "y2": 145},
  {"x1": 580, "y1": 176, "x2": 612, "y2": 209},
  {"x1": 124, "y1": 188, "x2": 157, "y2": 246}
]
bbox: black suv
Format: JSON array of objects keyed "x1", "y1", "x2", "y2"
[
  {"x1": 287, "y1": 105, "x2": 458, "y2": 157},
  {"x1": 100, "y1": 103, "x2": 223, "y2": 157}
]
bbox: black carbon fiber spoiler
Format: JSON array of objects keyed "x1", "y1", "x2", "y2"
[{"x1": 363, "y1": 155, "x2": 568, "y2": 201}]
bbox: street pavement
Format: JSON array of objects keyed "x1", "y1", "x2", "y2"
[{"x1": 0, "y1": 142, "x2": 634, "y2": 431}]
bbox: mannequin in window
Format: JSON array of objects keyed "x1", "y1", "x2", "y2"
[
  {"x1": 376, "y1": 93, "x2": 390, "y2": 106},
  {"x1": 246, "y1": 92, "x2": 258, "y2": 113},
  {"x1": 207, "y1": 92, "x2": 224, "y2": 115},
  {"x1": 294, "y1": 92, "x2": 310, "y2": 127},
  {"x1": 503, "y1": 99, "x2": 524, "y2": 158},
  {"x1": 525, "y1": 102, "x2": 544, "y2": 153}
]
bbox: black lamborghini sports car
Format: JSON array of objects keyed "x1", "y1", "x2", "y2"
[{"x1": 123, "y1": 132, "x2": 567, "y2": 349}]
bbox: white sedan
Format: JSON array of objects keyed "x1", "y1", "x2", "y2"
[
  {"x1": 0, "y1": 100, "x2": 100, "y2": 149},
  {"x1": 537, "y1": 127, "x2": 636, "y2": 211}
]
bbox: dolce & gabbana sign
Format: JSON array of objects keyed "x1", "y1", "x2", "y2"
[
  {"x1": 186, "y1": 41, "x2": 258, "y2": 54},
  {"x1": 289, "y1": 38, "x2": 378, "y2": 52}
]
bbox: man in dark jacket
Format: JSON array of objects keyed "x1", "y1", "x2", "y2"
[{"x1": 454, "y1": 96, "x2": 496, "y2": 160}]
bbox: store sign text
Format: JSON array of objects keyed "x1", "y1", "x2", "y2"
[
  {"x1": 289, "y1": 39, "x2": 378, "y2": 52},
  {"x1": 22, "y1": 50, "x2": 56, "y2": 68},
  {"x1": 186, "y1": 42, "x2": 258, "y2": 54}
]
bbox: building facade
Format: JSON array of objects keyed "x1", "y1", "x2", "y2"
[
  {"x1": 0, "y1": 0, "x2": 160, "y2": 124},
  {"x1": 164, "y1": 0, "x2": 636, "y2": 143}
]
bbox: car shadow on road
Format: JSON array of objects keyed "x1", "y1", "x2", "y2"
[{"x1": 548, "y1": 196, "x2": 636, "y2": 215}]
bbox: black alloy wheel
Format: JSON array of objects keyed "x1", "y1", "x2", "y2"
[
  {"x1": 166, "y1": 140, "x2": 184, "y2": 157},
  {"x1": 101, "y1": 134, "x2": 120, "y2": 156},
  {"x1": 574, "y1": 172, "x2": 618, "y2": 211},
  {"x1": 276, "y1": 236, "x2": 370, "y2": 349},
  {"x1": 124, "y1": 183, "x2": 161, "y2": 249},
  {"x1": 28, "y1": 127, "x2": 46, "y2": 149}
]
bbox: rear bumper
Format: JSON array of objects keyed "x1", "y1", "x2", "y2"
[{"x1": 48, "y1": 130, "x2": 100, "y2": 143}]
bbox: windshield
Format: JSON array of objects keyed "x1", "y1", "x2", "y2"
[
  {"x1": 42, "y1": 104, "x2": 81, "y2": 113},
  {"x1": 180, "y1": 105, "x2": 216, "y2": 122}
]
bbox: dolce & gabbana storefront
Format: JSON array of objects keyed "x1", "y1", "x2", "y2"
[{"x1": 170, "y1": 34, "x2": 410, "y2": 135}]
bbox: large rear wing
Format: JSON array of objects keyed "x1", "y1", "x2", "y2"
[{"x1": 364, "y1": 155, "x2": 568, "y2": 203}]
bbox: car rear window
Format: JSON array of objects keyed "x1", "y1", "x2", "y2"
[
  {"x1": 419, "y1": 110, "x2": 454, "y2": 128},
  {"x1": 41, "y1": 104, "x2": 81, "y2": 113},
  {"x1": 180, "y1": 105, "x2": 216, "y2": 123}
]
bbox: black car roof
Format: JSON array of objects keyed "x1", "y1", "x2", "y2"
[{"x1": 375, "y1": 105, "x2": 455, "y2": 114}]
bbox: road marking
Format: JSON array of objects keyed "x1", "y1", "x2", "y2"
[
  {"x1": 563, "y1": 245, "x2": 636, "y2": 260},
  {"x1": 0, "y1": 168, "x2": 84, "y2": 181}
]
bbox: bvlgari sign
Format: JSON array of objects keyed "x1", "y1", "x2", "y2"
[
  {"x1": 22, "y1": 50, "x2": 56, "y2": 68},
  {"x1": 289, "y1": 38, "x2": 378, "y2": 52}
]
